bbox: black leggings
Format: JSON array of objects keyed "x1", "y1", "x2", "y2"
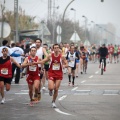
[{"x1": 100, "y1": 57, "x2": 106, "y2": 68}]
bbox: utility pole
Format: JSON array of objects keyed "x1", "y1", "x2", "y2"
[
  {"x1": 0, "y1": 0, "x2": 5, "y2": 46},
  {"x1": 14, "y1": 0, "x2": 19, "y2": 43},
  {"x1": 52, "y1": 0, "x2": 59, "y2": 44},
  {"x1": 52, "y1": 0, "x2": 55, "y2": 44},
  {"x1": 48, "y1": 0, "x2": 52, "y2": 21}
]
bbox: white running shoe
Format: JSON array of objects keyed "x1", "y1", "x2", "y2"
[
  {"x1": 42, "y1": 87, "x2": 46, "y2": 91},
  {"x1": 52, "y1": 102, "x2": 57, "y2": 108},
  {"x1": 1, "y1": 98, "x2": 5, "y2": 104}
]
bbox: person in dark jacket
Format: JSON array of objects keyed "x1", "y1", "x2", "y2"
[{"x1": 98, "y1": 44, "x2": 108, "y2": 71}]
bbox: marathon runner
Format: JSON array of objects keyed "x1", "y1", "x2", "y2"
[
  {"x1": 66, "y1": 45, "x2": 79, "y2": 86},
  {"x1": 21, "y1": 47, "x2": 41, "y2": 106},
  {"x1": 34, "y1": 43, "x2": 68, "y2": 108},
  {"x1": 0, "y1": 48, "x2": 21, "y2": 104},
  {"x1": 35, "y1": 38, "x2": 48, "y2": 101}
]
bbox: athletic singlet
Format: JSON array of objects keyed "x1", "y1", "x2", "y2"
[
  {"x1": 27, "y1": 56, "x2": 39, "y2": 75},
  {"x1": 0, "y1": 56, "x2": 12, "y2": 78},
  {"x1": 48, "y1": 53, "x2": 63, "y2": 77},
  {"x1": 36, "y1": 47, "x2": 43, "y2": 67},
  {"x1": 68, "y1": 52, "x2": 76, "y2": 67},
  {"x1": 109, "y1": 46, "x2": 114, "y2": 54},
  {"x1": 118, "y1": 47, "x2": 120, "y2": 53}
]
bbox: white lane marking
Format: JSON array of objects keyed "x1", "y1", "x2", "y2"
[
  {"x1": 15, "y1": 93, "x2": 28, "y2": 95},
  {"x1": 6, "y1": 99, "x2": 14, "y2": 101},
  {"x1": 21, "y1": 90, "x2": 29, "y2": 92},
  {"x1": 74, "y1": 93, "x2": 89, "y2": 95},
  {"x1": 81, "y1": 81, "x2": 86, "y2": 83},
  {"x1": 80, "y1": 84, "x2": 120, "y2": 86},
  {"x1": 58, "y1": 95, "x2": 67, "y2": 101},
  {"x1": 95, "y1": 71, "x2": 99, "y2": 74},
  {"x1": 71, "y1": 87, "x2": 78, "y2": 91},
  {"x1": 89, "y1": 75, "x2": 93, "y2": 78},
  {"x1": 58, "y1": 90, "x2": 63, "y2": 92},
  {"x1": 54, "y1": 108, "x2": 72, "y2": 116},
  {"x1": 103, "y1": 94, "x2": 118, "y2": 96},
  {"x1": 76, "y1": 90, "x2": 91, "y2": 92}
]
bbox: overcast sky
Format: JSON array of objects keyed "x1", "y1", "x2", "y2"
[{"x1": 1, "y1": 0, "x2": 120, "y2": 40}]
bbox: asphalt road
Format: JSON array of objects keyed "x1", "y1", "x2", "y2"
[{"x1": 0, "y1": 62, "x2": 120, "y2": 120}]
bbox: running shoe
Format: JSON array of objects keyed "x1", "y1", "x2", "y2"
[
  {"x1": 49, "y1": 90, "x2": 53, "y2": 96},
  {"x1": 37, "y1": 93, "x2": 41, "y2": 101},
  {"x1": 42, "y1": 86, "x2": 46, "y2": 91},
  {"x1": 1, "y1": 98, "x2": 5, "y2": 104},
  {"x1": 29, "y1": 100, "x2": 34, "y2": 107},
  {"x1": 52, "y1": 102, "x2": 57, "y2": 108},
  {"x1": 68, "y1": 82, "x2": 71, "y2": 86}
]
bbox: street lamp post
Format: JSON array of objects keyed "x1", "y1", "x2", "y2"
[
  {"x1": 62, "y1": 0, "x2": 75, "y2": 23},
  {"x1": 71, "y1": 8, "x2": 76, "y2": 32},
  {"x1": 71, "y1": 8, "x2": 76, "y2": 43},
  {"x1": 91, "y1": 21, "x2": 95, "y2": 43},
  {"x1": 82, "y1": 15, "x2": 88, "y2": 40},
  {"x1": 52, "y1": 0, "x2": 59, "y2": 44}
]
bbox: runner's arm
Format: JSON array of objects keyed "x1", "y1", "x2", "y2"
[
  {"x1": 76, "y1": 52, "x2": 80, "y2": 60},
  {"x1": 34, "y1": 54, "x2": 51, "y2": 64},
  {"x1": 21, "y1": 57, "x2": 32, "y2": 68},
  {"x1": 62, "y1": 56, "x2": 68, "y2": 68},
  {"x1": 43, "y1": 47, "x2": 48, "y2": 57},
  {"x1": 10, "y1": 57, "x2": 21, "y2": 68}
]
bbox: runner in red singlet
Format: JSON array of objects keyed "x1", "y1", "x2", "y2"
[
  {"x1": 22, "y1": 47, "x2": 41, "y2": 106},
  {"x1": 0, "y1": 48, "x2": 21, "y2": 104},
  {"x1": 117, "y1": 45, "x2": 120, "y2": 62},
  {"x1": 34, "y1": 44, "x2": 68, "y2": 108},
  {"x1": 109, "y1": 44, "x2": 114, "y2": 63}
]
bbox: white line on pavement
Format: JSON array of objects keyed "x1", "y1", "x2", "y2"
[
  {"x1": 103, "y1": 94, "x2": 118, "y2": 96},
  {"x1": 15, "y1": 93, "x2": 28, "y2": 95},
  {"x1": 54, "y1": 108, "x2": 72, "y2": 116},
  {"x1": 89, "y1": 75, "x2": 93, "y2": 78},
  {"x1": 80, "y1": 84, "x2": 120, "y2": 86},
  {"x1": 74, "y1": 93, "x2": 89, "y2": 95},
  {"x1": 71, "y1": 87, "x2": 78, "y2": 91},
  {"x1": 81, "y1": 81, "x2": 86, "y2": 83},
  {"x1": 58, "y1": 90, "x2": 63, "y2": 92},
  {"x1": 95, "y1": 71, "x2": 99, "y2": 74},
  {"x1": 6, "y1": 99, "x2": 14, "y2": 101},
  {"x1": 58, "y1": 95, "x2": 67, "y2": 101},
  {"x1": 76, "y1": 90, "x2": 91, "y2": 92},
  {"x1": 21, "y1": 90, "x2": 29, "y2": 92}
]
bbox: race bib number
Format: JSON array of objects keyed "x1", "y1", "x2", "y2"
[
  {"x1": 29, "y1": 65, "x2": 37, "y2": 71},
  {"x1": 69, "y1": 57, "x2": 75, "y2": 67},
  {"x1": 52, "y1": 63, "x2": 60, "y2": 70},
  {"x1": 1, "y1": 68, "x2": 8, "y2": 75}
]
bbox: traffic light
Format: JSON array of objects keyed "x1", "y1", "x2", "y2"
[{"x1": 101, "y1": 0, "x2": 104, "y2": 2}]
